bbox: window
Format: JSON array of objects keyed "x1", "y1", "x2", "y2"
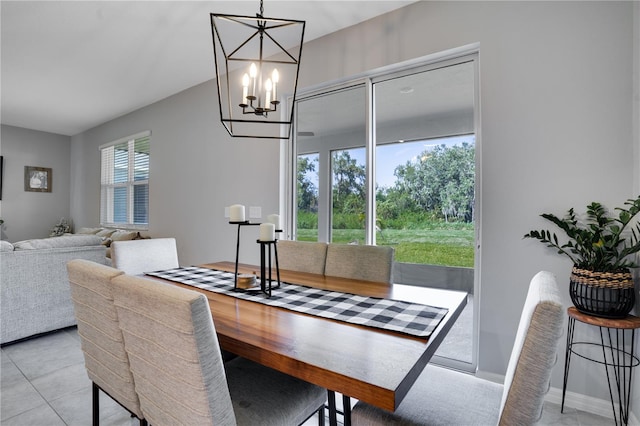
[
  {"x1": 292, "y1": 59, "x2": 475, "y2": 257},
  {"x1": 290, "y1": 53, "x2": 479, "y2": 370},
  {"x1": 296, "y1": 153, "x2": 319, "y2": 240},
  {"x1": 100, "y1": 131, "x2": 150, "y2": 229}
]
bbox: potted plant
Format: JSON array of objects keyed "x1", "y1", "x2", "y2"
[{"x1": 524, "y1": 195, "x2": 640, "y2": 318}]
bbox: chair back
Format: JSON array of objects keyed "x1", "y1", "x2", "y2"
[
  {"x1": 324, "y1": 244, "x2": 394, "y2": 284},
  {"x1": 112, "y1": 274, "x2": 236, "y2": 426},
  {"x1": 498, "y1": 271, "x2": 564, "y2": 425},
  {"x1": 277, "y1": 240, "x2": 328, "y2": 275},
  {"x1": 66, "y1": 259, "x2": 143, "y2": 420},
  {"x1": 111, "y1": 238, "x2": 179, "y2": 275}
]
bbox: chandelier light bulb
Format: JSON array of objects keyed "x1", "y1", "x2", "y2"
[{"x1": 265, "y1": 78, "x2": 273, "y2": 107}]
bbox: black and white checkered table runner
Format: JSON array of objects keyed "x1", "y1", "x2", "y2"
[{"x1": 146, "y1": 266, "x2": 448, "y2": 338}]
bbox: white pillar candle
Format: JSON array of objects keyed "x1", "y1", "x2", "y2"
[
  {"x1": 230, "y1": 204, "x2": 245, "y2": 222},
  {"x1": 259, "y1": 223, "x2": 275, "y2": 241},
  {"x1": 249, "y1": 63, "x2": 257, "y2": 97},
  {"x1": 272, "y1": 69, "x2": 279, "y2": 101},
  {"x1": 241, "y1": 73, "x2": 249, "y2": 105},
  {"x1": 267, "y1": 214, "x2": 281, "y2": 230}
]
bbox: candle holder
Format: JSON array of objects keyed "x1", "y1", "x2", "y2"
[
  {"x1": 257, "y1": 239, "x2": 281, "y2": 297},
  {"x1": 230, "y1": 221, "x2": 281, "y2": 297},
  {"x1": 230, "y1": 221, "x2": 260, "y2": 291}
]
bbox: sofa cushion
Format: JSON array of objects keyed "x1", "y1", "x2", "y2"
[
  {"x1": 0, "y1": 240, "x2": 14, "y2": 251},
  {"x1": 13, "y1": 235, "x2": 103, "y2": 250}
]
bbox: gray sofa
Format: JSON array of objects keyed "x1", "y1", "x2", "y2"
[{"x1": 1, "y1": 235, "x2": 109, "y2": 345}]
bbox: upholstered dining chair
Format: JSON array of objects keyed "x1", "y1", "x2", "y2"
[
  {"x1": 351, "y1": 270, "x2": 565, "y2": 426},
  {"x1": 111, "y1": 237, "x2": 179, "y2": 275},
  {"x1": 111, "y1": 237, "x2": 241, "y2": 363},
  {"x1": 324, "y1": 244, "x2": 394, "y2": 284},
  {"x1": 66, "y1": 259, "x2": 146, "y2": 426},
  {"x1": 277, "y1": 240, "x2": 328, "y2": 274},
  {"x1": 111, "y1": 272, "x2": 327, "y2": 426}
]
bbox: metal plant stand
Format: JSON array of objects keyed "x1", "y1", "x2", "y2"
[{"x1": 561, "y1": 307, "x2": 640, "y2": 426}]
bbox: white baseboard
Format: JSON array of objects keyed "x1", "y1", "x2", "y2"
[{"x1": 546, "y1": 386, "x2": 640, "y2": 425}]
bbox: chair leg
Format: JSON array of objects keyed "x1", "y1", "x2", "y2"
[
  {"x1": 317, "y1": 406, "x2": 325, "y2": 426},
  {"x1": 92, "y1": 382, "x2": 99, "y2": 426},
  {"x1": 342, "y1": 395, "x2": 351, "y2": 426},
  {"x1": 140, "y1": 419, "x2": 148, "y2": 426}
]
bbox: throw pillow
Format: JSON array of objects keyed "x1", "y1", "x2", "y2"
[
  {"x1": 110, "y1": 230, "x2": 139, "y2": 242},
  {"x1": 96, "y1": 228, "x2": 116, "y2": 238},
  {"x1": 0, "y1": 240, "x2": 14, "y2": 251}
]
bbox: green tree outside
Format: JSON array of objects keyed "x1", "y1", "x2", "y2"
[{"x1": 296, "y1": 142, "x2": 475, "y2": 267}]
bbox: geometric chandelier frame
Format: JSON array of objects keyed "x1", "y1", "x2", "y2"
[{"x1": 210, "y1": 1, "x2": 305, "y2": 139}]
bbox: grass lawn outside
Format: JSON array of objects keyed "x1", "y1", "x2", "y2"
[{"x1": 296, "y1": 227, "x2": 474, "y2": 268}]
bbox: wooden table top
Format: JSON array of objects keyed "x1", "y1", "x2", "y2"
[{"x1": 151, "y1": 261, "x2": 468, "y2": 412}]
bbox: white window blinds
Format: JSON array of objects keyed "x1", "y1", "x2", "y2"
[{"x1": 99, "y1": 131, "x2": 150, "y2": 229}]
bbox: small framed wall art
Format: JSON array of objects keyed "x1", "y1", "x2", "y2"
[{"x1": 24, "y1": 166, "x2": 52, "y2": 193}]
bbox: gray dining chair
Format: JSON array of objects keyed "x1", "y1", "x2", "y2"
[
  {"x1": 323, "y1": 243, "x2": 395, "y2": 423},
  {"x1": 351, "y1": 270, "x2": 564, "y2": 426},
  {"x1": 67, "y1": 259, "x2": 146, "y2": 426},
  {"x1": 277, "y1": 240, "x2": 328, "y2": 274},
  {"x1": 324, "y1": 244, "x2": 394, "y2": 284},
  {"x1": 111, "y1": 272, "x2": 327, "y2": 426},
  {"x1": 111, "y1": 237, "x2": 179, "y2": 275},
  {"x1": 111, "y1": 237, "x2": 242, "y2": 363}
]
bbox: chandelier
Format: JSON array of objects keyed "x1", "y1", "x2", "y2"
[{"x1": 210, "y1": 0, "x2": 305, "y2": 139}]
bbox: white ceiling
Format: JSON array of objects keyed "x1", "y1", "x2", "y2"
[{"x1": 1, "y1": 1, "x2": 415, "y2": 137}]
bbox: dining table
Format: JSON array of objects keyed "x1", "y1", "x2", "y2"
[{"x1": 148, "y1": 260, "x2": 468, "y2": 425}]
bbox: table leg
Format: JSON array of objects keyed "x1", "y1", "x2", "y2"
[
  {"x1": 562, "y1": 316, "x2": 575, "y2": 413},
  {"x1": 599, "y1": 327, "x2": 636, "y2": 426}
]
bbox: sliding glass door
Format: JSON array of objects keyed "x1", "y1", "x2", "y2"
[{"x1": 291, "y1": 54, "x2": 478, "y2": 369}]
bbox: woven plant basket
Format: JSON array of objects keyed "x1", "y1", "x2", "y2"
[{"x1": 569, "y1": 266, "x2": 635, "y2": 319}]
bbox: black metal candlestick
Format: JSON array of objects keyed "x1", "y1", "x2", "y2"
[
  {"x1": 230, "y1": 221, "x2": 260, "y2": 290},
  {"x1": 230, "y1": 221, "x2": 281, "y2": 297},
  {"x1": 257, "y1": 239, "x2": 281, "y2": 297}
]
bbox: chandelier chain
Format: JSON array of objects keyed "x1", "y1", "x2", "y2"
[{"x1": 259, "y1": 0, "x2": 264, "y2": 17}]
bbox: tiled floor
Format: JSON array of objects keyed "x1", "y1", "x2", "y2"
[{"x1": 1, "y1": 327, "x2": 619, "y2": 426}]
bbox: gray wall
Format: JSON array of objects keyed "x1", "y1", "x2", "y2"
[
  {"x1": 68, "y1": 0, "x2": 639, "y2": 416},
  {"x1": 300, "y1": 0, "x2": 638, "y2": 413},
  {"x1": 0, "y1": 125, "x2": 71, "y2": 242},
  {"x1": 70, "y1": 83, "x2": 281, "y2": 266}
]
